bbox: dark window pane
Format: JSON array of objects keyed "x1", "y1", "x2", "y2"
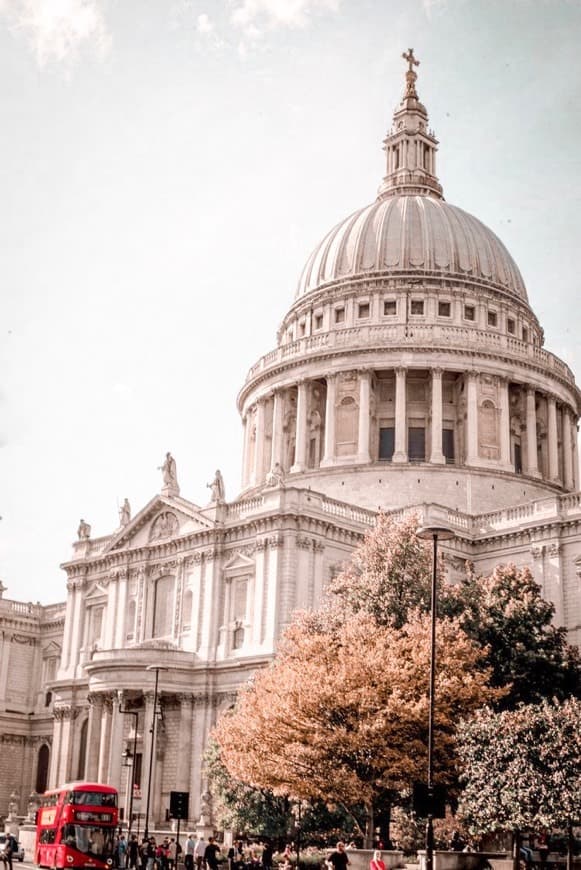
[
  {"x1": 443, "y1": 429, "x2": 455, "y2": 464},
  {"x1": 379, "y1": 428, "x2": 395, "y2": 461},
  {"x1": 514, "y1": 443, "x2": 522, "y2": 473},
  {"x1": 408, "y1": 427, "x2": 425, "y2": 461}
]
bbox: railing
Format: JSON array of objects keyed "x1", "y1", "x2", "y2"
[
  {"x1": 244, "y1": 323, "x2": 576, "y2": 386},
  {"x1": 320, "y1": 495, "x2": 376, "y2": 526}
]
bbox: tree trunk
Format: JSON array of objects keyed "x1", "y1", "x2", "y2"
[
  {"x1": 364, "y1": 803, "x2": 375, "y2": 850},
  {"x1": 512, "y1": 829, "x2": 521, "y2": 870},
  {"x1": 566, "y1": 821, "x2": 573, "y2": 870}
]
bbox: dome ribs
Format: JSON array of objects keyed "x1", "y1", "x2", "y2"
[
  {"x1": 424, "y1": 196, "x2": 451, "y2": 270},
  {"x1": 408, "y1": 196, "x2": 426, "y2": 268},
  {"x1": 382, "y1": 197, "x2": 402, "y2": 268}
]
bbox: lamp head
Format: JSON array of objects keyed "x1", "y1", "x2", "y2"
[{"x1": 416, "y1": 525, "x2": 455, "y2": 541}]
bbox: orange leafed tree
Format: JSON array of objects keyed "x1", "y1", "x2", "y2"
[{"x1": 214, "y1": 611, "x2": 501, "y2": 840}]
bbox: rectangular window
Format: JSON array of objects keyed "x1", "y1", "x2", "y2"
[
  {"x1": 464, "y1": 304, "x2": 475, "y2": 321},
  {"x1": 314, "y1": 313, "x2": 323, "y2": 330},
  {"x1": 507, "y1": 318, "x2": 516, "y2": 334},
  {"x1": 408, "y1": 427, "x2": 426, "y2": 461},
  {"x1": 488, "y1": 310, "x2": 498, "y2": 327},
  {"x1": 299, "y1": 322, "x2": 306, "y2": 336},
  {"x1": 438, "y1": 301, "x2": 451, "y2": 317},
  {"x1": 358, "y1": 302, "x2": 370, "y2": 318},
  {"x1": 410, "y1": 300, "x2": 424, "y2": 316},
  {"x1": 514, "y1": 442, "x2": 523, "y2": 474},
  {"x1": 443, "y1": 429, "x2": 455, "y2": 464},
  {"x1": 384, "y1": 299, "x2": 397, "y2": 316},
  {"x1": 335, "y1": 308, "x2": 345, "y2": 324},
  {"x1": 379, "y1": 427, "x2": 395, "y2": 461},
  {"x1": 522, "y1": 327, "x2": 529, "y2": 343}
]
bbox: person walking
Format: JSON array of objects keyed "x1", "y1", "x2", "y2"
[
  {"x1": 128, "y1": 836, "x2": 139, "y2": 870},
  {"x1": 194, "y1": 837, "x2": 207, "y2": 870},
  {"x1": 184, "y1": 835, "x2": 196, "y2": 870},
  {"x1": 369, "y1": 851, "x2": 385, "y2": 870},
  {"x1": 328, "y1": 843, "x2": 350, "y2": 870},
  {"x1": 205, "y1": 838, "x2": 220, "y2": 870}
]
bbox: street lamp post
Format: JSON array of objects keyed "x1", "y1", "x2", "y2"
[
  {"x1": 144, "y1": 665, "x2": 169, "y2": 840},
  {"x1": 118, "y1": 695, "x2": 139, "y2": 844},
  {"x1": 416, "y1": 522, "x2": 455, "y2": 870}
]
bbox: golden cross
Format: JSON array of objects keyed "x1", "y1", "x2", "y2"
[{"x1": 402, "y1": 48, "x2": 420, "y2": 72}]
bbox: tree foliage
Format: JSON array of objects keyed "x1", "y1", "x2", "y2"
[
  {"x1": 328, "y1": 513, "x2": 439, "y2": 629},
  {"x1": 214, "y1": 611, "x2": 500, "y2": 836},
  {"x1": 441, "y1": 564, "x2": 581, "y2": 708},
  {"x1": 456, "y1": 698, "x2": 581, "y2": 833},
  {"x1": 205, "y1": 739, "x2": 357, "y2": 844},
  {"x1": 330, "y1": 513, "x2": 580, "y2": 709}
]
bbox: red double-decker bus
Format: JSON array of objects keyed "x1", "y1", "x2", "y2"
[{"x1": 36, "y1": 782, "x2": 118, "y2": 869}]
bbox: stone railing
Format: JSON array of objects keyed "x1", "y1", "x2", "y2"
[
  {"x1": 245, "y1": 323, "x2": 575, "y2": 386},
  {"x1": 0, "y1": 599, "x2": 42, "y2": 619},
  {"x1": 320, "y1": 495, "x2": 376, "y2": 526}
]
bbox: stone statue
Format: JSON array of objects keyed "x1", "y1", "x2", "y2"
[
  {"x1": 199, "y1": 790, "x2": 213, "y2": 825},
  {"x1": 119, "y1": 498, "x2": 131, "y2": 527},
  {"x1": 160, "y1": 452, "x2": 177, "y2": 486},
  {"x1": 265, "y1": 462, "x2": 285, "y2": 488},
  {"x1": 7, "y1": 790, "x2": 19, "y2": 820},
  {"x1": 77, "y1": 519, "x2": 91, "y2": 540},
  {"x1": 207, "y1": 469, "x2": 225, "y2": 503}
]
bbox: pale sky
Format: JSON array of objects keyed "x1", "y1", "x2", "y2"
[{"x1": 1, "y1": 0, "x2": 580, "y2": 604}]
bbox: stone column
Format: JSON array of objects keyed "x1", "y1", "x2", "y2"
[
  {"x1": 430, "y1": 368, "x2": 445, "y2": 465},
  {"x1": 562, "y1": 407, "x2": 574, "y2": 490},
  {"x1": 97, "y1": 696, "x2": 113, "y2": 783},
  {"x1": 68, "y1": 582, "x2": 84, "y2": 677},
  {"x1": 252, "y1": 400, "x2": 265, "y2": 485},
  {"x1": 104, "y1": 574, "x2": 118, "y2": 649},
  {"x1": 321, "y1": 374, "x2": 337, "y2": 467},
  {"x1": 107, "y1": 693, "x2": 124, "y2": 792},
  {"x1": 269, "y1": 389, "x2": 284, "y2": 471},
  {"x1": 61, "y1": 582, "x2": 76, "y2": 673},
  {"x1": 357, "y1": 370, "x2": 371, "y2": 463},
  {"x1": 525, "y1": 387, "x2": 540, "y2": 477},
  {"x1": 466, "y1": 372, "x2": 479, "y2": 465},
  {"x1": 393, "y1": 367, "x2": 408, "y2": 463},
  {"x1": 547, "y1": 395, "x2": 560, "y2": 482},
  {"x1": 115, "y1": 571, "x2": 129, "y2": 648},
  {"x1": 499, "y1": 378, "x2": 512, "y2": 469},
  {"x1": 573, "y1": 424, "x2": 580, "y2": 490},
  {"x1": 241, "y1": 413, "x2": 250, "y2": 488},
  {"x1": 85, "y1": 694, "x2": 103, "y2": 780},
  {"x1": 291, "y1": 380, "x2": 308, "y2": 473},
  {"x1": 176, "y1": 695, "x2": 194, "y2": 792}
]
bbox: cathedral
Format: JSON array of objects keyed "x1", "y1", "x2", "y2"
[{"x1": 1, "y1": 52, "x2": 580, "y2": 833}]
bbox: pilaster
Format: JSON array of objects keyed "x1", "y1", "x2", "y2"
[
  {"x1": 547, "y1": 395, "x2": 560, "y2": 482},
  {"x1": 291, "y1": 380, "x2": 308, "y2": 473},
  {"x1": 525, "y1": 387, "x2": 540, "y2": 477},
  {"x1": 430, "y1": 367, "x2": 445, "y2": 465},
  {"x1": 321, "y1": 373, "x2": 337, "y2": 467},
  {"x1": 562, "y1": 407, "x2": 574, "y2": 490},
  {"x1": 357, "y1": 370, "x2": 371, "y2": 463},
  {"x1": 465, "y1": 372, "x2": 479, "y2": 465}
]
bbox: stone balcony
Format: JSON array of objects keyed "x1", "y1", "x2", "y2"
[{"x1": 243, "y1": 323, "x2": 575, "y2": 388}]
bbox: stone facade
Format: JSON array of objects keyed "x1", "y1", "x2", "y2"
[{"x1": 1, "y1": 52, "x2": 581, "y2": 832}]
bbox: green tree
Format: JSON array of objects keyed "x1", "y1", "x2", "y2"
[
  {"x1": 456, "y1": 698, "x2": 581, "y2": 868},
  {"x1": 441, "y1": 564, "x2": 581, "y2": 708}
]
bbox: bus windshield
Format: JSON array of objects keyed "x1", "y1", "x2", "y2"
[
  {"x1": 61, "y1": 824, "x2": 115, "y2": 860},
  {"x1": 67, "y1": 791, "x2": 117, "y2": 808}
]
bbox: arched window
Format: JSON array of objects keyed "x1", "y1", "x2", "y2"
[
  {"x1": 77, "y1": 720, "x2": 88, "y2": 779},
  {"x1": 36, "y1": 744, "x2": 50, "y2": 793}
]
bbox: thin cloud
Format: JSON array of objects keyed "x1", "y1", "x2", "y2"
[
  {"x1": 0, "y1": 0, "x2": 111, "y2": 66},
  {"x1": 230, "y1": 0, "x2": 341, "y2": 37}
]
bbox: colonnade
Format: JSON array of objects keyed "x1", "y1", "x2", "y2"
[
  {"x1": 50, "y1": 690, "x2": 207, "y2": 828},
  {"x1": 242, "y1": 367, "x2": 579, "y2": 490}
]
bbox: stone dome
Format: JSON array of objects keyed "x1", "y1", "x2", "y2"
[{"x1": 296, "y1": 194, "x2": 528, "y2": 302}]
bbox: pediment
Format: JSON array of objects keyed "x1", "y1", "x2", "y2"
[
  {"x1": 42, "y1": 640, "x2": 62, "y2": 656},
  {"x1": 223, "y1": 552, "x2": 255, "y2": 573},
  {"x1": 85, "y1": 582, "x2": 109, "y2": 602},
  {"x1": 103, "y1": 495, "x2": 214, "y2": 554}
]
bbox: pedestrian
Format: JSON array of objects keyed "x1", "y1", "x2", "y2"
[
  {"x1": 167, "y1": 839, "x2": 177, "y2": 870},
  {"x1": 1, "y1": 834, "x2": 17, "y2": 870},
  {"x1": 261, "y1": 842, "x2": 273, "y2": 870},
  {"x1": 205, "y1": 838, "x2": 220, "y2": 870},
  {"x1": 118, "y1": 835, "x2": 128, "y2": 868},
  {"x1": 194, "y1": 837, "x2": 207, "y2": 870},
  {"x1": 128, "y1": 836, "x2": 139, "y2": 870},
  {"x1": 184, "y1": 835, "x2": 196, "y2": 870},
  {"x1": 369, "y1": 851, "x2": 385, "y2": 870},
  {"x1": 328, "y1": 843, "x2": 350, "y2": 870},
  {"x1": 146, "y1": 838, "x2": 156, "y2": 870}
]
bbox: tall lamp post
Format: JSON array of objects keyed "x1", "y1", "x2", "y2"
[
  {"x1": 416, "y1": 522, "x2": 455, "y2": 870},
  {"x1": 144, "y1": 665, "x2": 169, "y2": 840},
  {"x1": 118, "y1": 693, "x2": 139, "y2": 843}
]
